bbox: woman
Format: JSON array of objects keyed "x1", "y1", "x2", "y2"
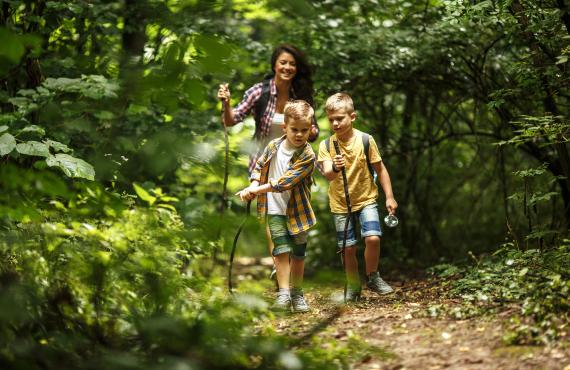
[
  {"x1": 217, "y1": 44, "x2": 318, "y2": 172},
  {"x1": 217, "y1": 44, "x2": 318, "y2": 280}
]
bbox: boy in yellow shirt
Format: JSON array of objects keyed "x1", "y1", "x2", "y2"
[{"x1": 318, "y1": 93, "x2": 398, "y2": 301}]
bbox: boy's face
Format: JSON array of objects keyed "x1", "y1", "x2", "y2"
[
  {"x1": 284, "y1": 118, "x2": 311, "y2": 148},
  {"x1": 327, "y1": 109, "x2": 356, "y2": 137}
]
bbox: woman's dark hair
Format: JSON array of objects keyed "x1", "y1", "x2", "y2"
[{"x1": 270, "y1": 44, "x2": 314, "y2": 107}]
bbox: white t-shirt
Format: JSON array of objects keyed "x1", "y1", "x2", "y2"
[
  {"x1": 267, "y1": 141, "x2": 295, "y2": 215},
  {"x1": 268, "y1": 113, "x2": 285, "y2": 139}
]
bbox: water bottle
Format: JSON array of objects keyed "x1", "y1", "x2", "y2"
[{"x1": 384, "y1": 214, "x2": 399, "y2": 228}]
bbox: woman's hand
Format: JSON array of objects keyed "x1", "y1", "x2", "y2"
[{"x1": 217, "y1": 83, "x2": 230, "y2": 102}]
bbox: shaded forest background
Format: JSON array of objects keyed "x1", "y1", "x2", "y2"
[{"x1": 0, "y1": 0, "x2": 568, "y2": 369}]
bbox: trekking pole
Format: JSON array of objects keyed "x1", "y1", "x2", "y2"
[
  {"x1": 333, "y1": 140, "x2": 352, "y2": 303},
  {"x1": 218, "y1": 86, "x2": 230, "y2": 240},
  {"x1": 228, "y1": 200, "x2": 251, "y2": 294}
]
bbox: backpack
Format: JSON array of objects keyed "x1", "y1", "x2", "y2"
[
  {"x1": 325, "y1": 133, "x2": 376, "y2": 179},
  {"x1": 252, "y1": 78, "x2": 272, "y2": 139}
]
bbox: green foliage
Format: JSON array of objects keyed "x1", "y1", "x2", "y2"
[
  {"x1": 429, "y1": 242, "x2": 569, "y2": 344},
  {"x1": 1, "y1": 0, "x2": 569, "y2": 366}
]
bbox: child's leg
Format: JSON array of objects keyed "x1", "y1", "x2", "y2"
[
  {"x1": 358, "y1": 204, "x2": 383, "y2": 274},
  {"x1": 265, "y1": 223, "x2": 275, "y2": 257},
  {"x1": 290, "y1": 232, "x2": 308, "y2": 289},
  {"x1": 364, "y1": 235, "x2": 381, "y2": 275},
  {"x1": 290, "y1": 233, "x2": 309, "y2": 312},
  {"x1": 274, "y1": 252, "x2": 291, "y2": 289},
  {"x1": 359, "y1": 204, "x2": 393, "y2": 294},
  {"x1": 344, "y1": 246, "x2": 360, "y2": 288},
  {"x1": 268, "y1": 215, "x2": 292, "y2": 290},
  {"x1": 333, "y1": 212, "x2": 360, "y2": 290}
]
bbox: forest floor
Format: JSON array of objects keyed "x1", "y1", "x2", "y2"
[{"x1": 234, "y1": 257, "x2": 569, "y2": 370}]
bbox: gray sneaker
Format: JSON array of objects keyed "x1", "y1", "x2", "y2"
[
  {"x1": 291, "y1": 293, "x2": 309, "y2": 313},
  {"x1": 271, "y1": 293, "x2": 291, "y2": 311},
  {"x1": 345, "y1": 285, "x2": 361, "y2": 302},
  {"x1": 367, "y1": 272, "x2": 394, "y2": 295}
]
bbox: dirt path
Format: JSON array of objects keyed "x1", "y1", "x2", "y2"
[
  {"x1": 234, "y1": 258, "x2": 569, "y2": 370},
  {"x1": 278, "y1": 287, "x2": 568, "y2": 370}
]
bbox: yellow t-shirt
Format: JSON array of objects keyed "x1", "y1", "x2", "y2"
[{"x1": 318, "y1": 129, "x2": 382, "y2": 213}]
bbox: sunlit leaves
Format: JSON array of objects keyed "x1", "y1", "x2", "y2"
[
  {"x1": 133, "y1": 183, "x2": 156, "y2": 205},
  {"x1": 45, "y1": 139, "x2": 71, "y2": 153},
  {"x1": 16, "y1": 141, "x2": 50, "y2": 157},
  {"x1": 46, "y1": 154, "x2": 96, "y2": 180},
  {"x1": 0, "y1": 133, "x2": 16, "y2": 156}
]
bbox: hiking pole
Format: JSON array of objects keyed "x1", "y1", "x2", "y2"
[
  {"x1": 228, "y1": 200, "x2": 251, "y2": 295},
  {"x1": 333, "y1": 140, "x2": 352, "y2": 303},
  {"x1": 218, "y1": 87, "x2": 230, "y2": 239}
]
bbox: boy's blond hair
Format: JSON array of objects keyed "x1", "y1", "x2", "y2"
[
  {"x1": 284, "y1": 100, "x2": 314, "y2": 125},
  {"x1": 325, "y1": 93, "x2": 354, "y2": 113}
]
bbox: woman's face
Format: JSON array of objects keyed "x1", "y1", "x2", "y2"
[{"x1": 273, "y1": 52, "x2": 297, "y2": 82}]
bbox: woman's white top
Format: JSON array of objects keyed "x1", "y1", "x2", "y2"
[{"x1": 268, "y1": 112, "x2": 285, "y2": 139}]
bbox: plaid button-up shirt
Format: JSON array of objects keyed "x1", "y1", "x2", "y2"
[
  {"x1": 250, "y1": 136, "x2": 317, "y2": 235},
  {"x1": 232, "y1": 78, "x2": 319, "y2": 173}
]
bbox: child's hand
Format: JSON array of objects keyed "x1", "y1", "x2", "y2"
[
  {"x1": 386, "y1": 197, "x2": 398, "y2": 215},
  {"x1": 333, "y1": 154, "x2": 345, "y2": 170},
  {"x1": 235, "y1": 187, "x2": 256, "y2": 202},
  {"x1": 217, "y1": 83, "x2": 230, "y2": 102}
]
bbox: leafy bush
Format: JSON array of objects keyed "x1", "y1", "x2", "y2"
[{"x1": 429, "y1": 242, "x2": 569, "y2": 344}]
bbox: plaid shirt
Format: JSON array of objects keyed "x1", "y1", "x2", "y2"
[
  {"x1": 232, "y1": 78, "x2": 319, "y2": 173},
  {"x1": 250, "y1": 136, "x2": 317, "y2": 235}
]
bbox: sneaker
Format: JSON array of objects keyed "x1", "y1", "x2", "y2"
[
  {"x1": 344, "y1": 285, "x2": 361, "y2": 302},
  {"x1": 291, "y1": 293, "x2": 309, "y2": 313},
  {"x1": 367, "y1": 272, "x2": 394, "y2": 295},
  {"x1": 271, "y1": 292, "x2": 291, "y2": 312}
]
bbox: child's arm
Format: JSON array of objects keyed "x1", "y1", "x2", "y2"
[
  {"x1": 236, "y1": 179, "x2": 271, "y2": 201},
  {"x1": 236, "y1": 143, "x2": 273, "y2": 202},
  {"x1": 268, "y1": 152, "x2": 315, "y2": 192},
  {"x1": 372, "y1": 161, "x2": 398, "y2": 214},
  {"x1": 236, "y1": 181, "x2": 272, "y2": 202}
]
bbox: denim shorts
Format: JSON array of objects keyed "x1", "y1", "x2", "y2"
[
  {"x1": 333, "y1": 203, "x2": 382, "y2": 248},
  {"x1": 268, "y1": 215, "x2": 308, "y2": 259}
]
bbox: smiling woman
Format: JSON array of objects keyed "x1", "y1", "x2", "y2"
[{"x1": 217, "y1": 44, "x2": 318, "y2": 173}]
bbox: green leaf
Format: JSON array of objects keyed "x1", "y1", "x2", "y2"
[
  {"x1": 46, "y1": 154, "x2": 95, "y2": 180},
  {"x1": 20, "y1": 125, "x2": 46, "y2": 137},
  {"x1": 0, "y1": 125, "x2": 9, "y2": 133},
  {"x1": 185, "y1": 79, "x2": 206, "y2": 105},
  {"x1": 0, "y1": 133, "x2": 16, "y2": 156},
  {"x1": 16, "y1": 141, "x2": 50, "y2": 157},
  {"x1": 45, "y1": 139, "x2": 71, "y2": 153},
  {"x1": 0, "y1": 28, "x2": 25, "y2": 64},
  {"x1": 133, "y1": 183, "x2": 156, "y2": 205}
]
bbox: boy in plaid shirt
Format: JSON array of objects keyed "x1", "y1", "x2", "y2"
[{"x1": 236, "y1": 100, "x2": 316, "y2": 312}]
